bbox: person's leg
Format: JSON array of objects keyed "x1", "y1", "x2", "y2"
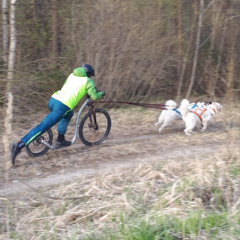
[
  {"x1": 56, "y1": 110, "x2": 73, "y2": 144},
  {"x1": 11, "y1": 110, "x2": 63, "y2": 165},
  {"x1": 11, "y1": 110, "x2": 64, "y2": 166},
  {"x1": 21, "y1": 111, "x2": 63, "y2": 145},
  {"x1": 21, "y1": 98, "x2": 68, "y2": 145},
  {"x1": 11, "y1": 98, "x2": 54, "y2": 165},
  {"x1": 11, "y1": 98, "x2": 71, "y2": 165}
]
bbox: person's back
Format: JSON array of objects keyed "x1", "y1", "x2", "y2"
[{"x1": 53, "y1": 67, "x2": 86, "y2": 109}]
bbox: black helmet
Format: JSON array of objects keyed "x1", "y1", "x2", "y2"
[{"x1": 82, "y1": 64, "x2": 95, "y2": 78}]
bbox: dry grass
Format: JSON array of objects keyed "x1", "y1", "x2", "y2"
[
  {"x1": 0, "y1": 147, "x2": 239, "y2": 239},
  {"x1": 0, "y1": 101, "x2": 239, "y2": 239},
  {"x1": 1, "y1": 100, "x2": 238, "y2": 181}
]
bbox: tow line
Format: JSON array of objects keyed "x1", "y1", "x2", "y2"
[{"x1": 96, "y1": 100, "x2": 167, "y2": 110}]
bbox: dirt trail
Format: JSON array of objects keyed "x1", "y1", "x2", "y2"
[
  {"x1": 1, "y1": 133, "x2": 238, "y2": 196},
  {"x1": 0, "y1": 107, "x2": 239, "y2": 196}
]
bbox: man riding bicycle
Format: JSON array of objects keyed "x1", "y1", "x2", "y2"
[{"x1": 11, "y1": 64, "x2": 105, "y2": 165}]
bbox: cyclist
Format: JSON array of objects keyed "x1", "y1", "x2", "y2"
[{"x1": 11, "y1": 64, "x2": 105, "y2": 165}]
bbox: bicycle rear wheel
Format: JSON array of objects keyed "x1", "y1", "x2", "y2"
[
  {"x1": 25, "y1": 129, "x2": 53, "y2": 157},
  {"x1": 79, "y1": 108, "x2": 111, "y2": 146}
]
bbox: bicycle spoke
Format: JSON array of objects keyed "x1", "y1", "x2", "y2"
[
  {"x1": 79, "y1": 108, "x2": 111, "y2": 146},
  {"x1": 83, "y1": 112, "x2": 108, "y2": 143},
  {"x1": 25, "y1": 129, "x2": 53, "y2": 157}
]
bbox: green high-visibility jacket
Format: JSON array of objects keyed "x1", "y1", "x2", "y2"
[{"x1": 52, "y1": 67, "x2": 102, "y2": 110}]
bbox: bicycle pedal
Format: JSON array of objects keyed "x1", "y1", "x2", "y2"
[
  {"x1": 54, "y1": 144, "x2": 70, "y2": 149},
  {"x1": 55, "y1": 140, "x2": 71, "y2": 148}
]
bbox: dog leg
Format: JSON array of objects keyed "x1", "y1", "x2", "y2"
[
  {"x1": 158, "y1": 120, "x2": 172, "y2": 134},
  {"x1": 189, "y1": 128, "x2": 196, "y2": 134},
  {"x1": 184, "y1": 129, "x2": 192, "y2": 135},
  {"x1": 202, "y1": 121, "x2": 207, "y2": 131},
  {"x1": 158, "y1": 124, "x2": 165, "y2": 133},
  {"x1": 158, "y1": 126, "x2": 163, "y2": 133},
  {"x1": 198, "y1": 122, "x2": 205, "y2": 131},
  {"x1": 153, "y1": 114, "x2": 164, "y2": 128},
  {"x1": 153, "y1": 121, "x2": 160, "y2": 127}
]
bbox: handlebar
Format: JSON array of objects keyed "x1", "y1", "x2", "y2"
[{"x1": 86, "y1": 89, "x2": 105, "y2": 100}]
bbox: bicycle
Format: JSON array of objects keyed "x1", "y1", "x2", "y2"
[{"x1": 25, "y1": 96, "x2": 111, "y2": 157}]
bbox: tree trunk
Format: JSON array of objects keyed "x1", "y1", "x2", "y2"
[
  {"x1": 176, "y1": 1, "x2": 197, "y2": 101},
  {"x1": 5, "y1": 0, "x2": 17, "y2": 166},
  {"x1": 7, "y1": 0, "x2": 17, "y2": 91},
  {"x1": 204, "y1": 0, "x2": 223, "y2": 97},
  {"x1": 2, "y1": 0, "x2": 9, "y2": 66},
  {"x1": 51, "y1": 0, "x2": 57, "y2": 60},
  {"x1": 214, "y1": 15, "x2": 227, "y2": 96},
  {"x1": 3, "y1": 0, "x2": 17, "y2": 236},
  {"x1": 177, "y1": 0, "x2": 182, "y2": 79},
  {"x1": 225, "y1": 52, "x2": 234, "y2": 103},
  {"x1": 225, "y1": 17, "x2": 235, "y2": 103},
  {"x1": 186, "y1": 0, "x2": 204, "y2": 99},
  {"x1": 85, "y1": 0, "x2": 91, "y2": 63},
  {"x1": 2, "y1": 92, "x2": 13, "y2": 238}
]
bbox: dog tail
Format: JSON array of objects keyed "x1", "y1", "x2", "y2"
[
  {"x1": 179, "y1": 99, "x2": 190, "y2": 119},
  {"x1": 165, "y1": 100, "x2": 177, "y2": 110}
]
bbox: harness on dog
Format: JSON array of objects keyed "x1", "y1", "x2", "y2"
[
  {"x1": 191, "y1": 108, "x2": 207, "y2": 122},
  {"x1": 191, "y1": 104, "x2": 197, "y2": 109},
  {"x1": 208, "y1": 106, "x2": 216, "y2": 116},
  {"x1": 173, "y1": 108, "x2": 181, "y2": 115}
]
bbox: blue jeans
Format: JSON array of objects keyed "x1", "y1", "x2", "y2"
[{"x1": 22, "y1": 97, "x2": 73, "y2": 145}]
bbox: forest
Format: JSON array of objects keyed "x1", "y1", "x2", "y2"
[
  {"x1": 1, "y1": 0, "x2": 240, "y2": 112},
  {"x1": 0, "y1": 1, "x2": 240, "y2": 239}
]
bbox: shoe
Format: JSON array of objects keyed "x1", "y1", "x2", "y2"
[
  {"x1": 11, "y1": 143, "x2": 21, "y2": 166},
  {"x1": 55, "y1": 139, "x2": 71, "y2": 148}
]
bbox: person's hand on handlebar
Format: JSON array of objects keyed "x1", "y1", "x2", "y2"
[
  {"x1": 101, "y1": 91, "x2": 105, "y2": 98},
  {"x1": 96, "y1": 87, "x2": 105, "y2": 98}
]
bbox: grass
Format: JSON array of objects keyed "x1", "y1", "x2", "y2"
[
  {"x1": 84, "y1": 210, "x2": 239, "y2": 240},
  {"x1": 0, "y1": 148, "x2": 239, "y2": 240},
  {"x1": 0, "y1": 102, "x2": 239, "y2": 239}
]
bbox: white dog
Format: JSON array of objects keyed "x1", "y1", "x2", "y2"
[
  {"x1": 180, "y1": 99, "x2": 223, "y2": 135},
  {"x1": 153, "y1": 100, "x2": 204, "y2": 133},
  {"x1": 153, "y1": 100, "x2": 181, "y2": 133},
  {"x1": 199, "y1": 101, "x2": 223, "y2": 131}
]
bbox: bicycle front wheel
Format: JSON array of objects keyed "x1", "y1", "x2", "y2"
[
  {"x1": 25, "y1": 129, "x2": 53, "y2": 157},
  {"x1": 79, "y1": 108, "x2": 111, "y2": 146}
]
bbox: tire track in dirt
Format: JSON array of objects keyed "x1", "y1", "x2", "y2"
[
  {"x1": 1, "y1": 136, "x2": 238, "y2": 196},
  {"x1": 0, "y1": 118, "x2": 238, "y2": 196}
]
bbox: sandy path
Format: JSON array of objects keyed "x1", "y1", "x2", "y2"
[
  {"x1": 1, "y1": 135, "x2": 237, "y2": 196},
  {"x1": 0, "y1": 107, "x2": 239, "y2": 196}
]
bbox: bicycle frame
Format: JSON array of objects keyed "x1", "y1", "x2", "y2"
[{"x1": 41, "y1": 98, "x2": 90, "y2": 150}]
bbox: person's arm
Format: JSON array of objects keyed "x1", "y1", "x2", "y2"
[{"x1": 86, "y1": 78, "x2": 103, "y2": 101}]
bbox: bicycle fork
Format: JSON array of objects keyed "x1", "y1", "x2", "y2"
[{"x1": 88, "y1": 104, "x2": 99, "y2": 131}]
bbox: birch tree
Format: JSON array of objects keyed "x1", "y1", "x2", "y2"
[
  {"x1": 3, "y1": 0, "x2": 17, "y2": 236},
  {"x1": 7, "y1": 0, "x2": 17, "y2": 90},
  {"x1": 4, "y1": 0, "x2": 17, "y2": 169},
  {"x1": 2, "y1": 0, "x2": 9, "y2": 66}
]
